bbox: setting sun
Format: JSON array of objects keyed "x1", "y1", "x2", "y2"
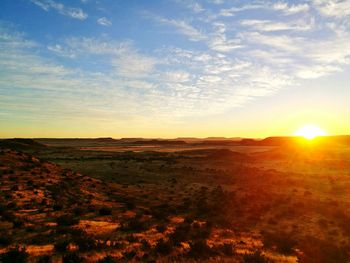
[{"x1": 294, "y1": 125, "x2": 327, "y2": 140}]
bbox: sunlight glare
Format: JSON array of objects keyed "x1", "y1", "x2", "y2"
[{"x1": 294, "y1": 125, "x2": 327, "y2": 140}]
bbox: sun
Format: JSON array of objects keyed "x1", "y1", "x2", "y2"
[{"x1": 294, "y1": 124, "x2": 327, "y2": 140}]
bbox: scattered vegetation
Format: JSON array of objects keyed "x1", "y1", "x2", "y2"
[{"x1": 1, "y1": 138, "x2": 350, "y2": 262}]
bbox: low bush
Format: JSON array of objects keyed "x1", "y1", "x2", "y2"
[
  {"x1": 37, "y1": 255, "x2": 52, "y2": 263},
  {"x1": 155, "y1": 239, "x2": 172, "y2": 255},
  {"x1": 0, "y1": 246, "x2": 28, "y2": 263},
  {"x1": 98, "y1": 255, "x2": 117, "y2": 263},
  {"x1": 56, "y1": 214, "x2": 79, "y2": 226},
  {"x1": 0, "y1": 233, "x2": 13, "y2": 246},
  {"x1": 242, "y1": 250, "x2": 268, "y2": 263},
  {"x1": 187, "y1": 240, "x2": 212, "y2": 259},
  {"x1": 62, "y1": 251, "x2": 83, "y2": 263},
  {"x1": 99, "y1": 207, "x2": 112, "y2": 216},
  {"x1": 74, "y1": 235, "x2": 97, "y2": 251},
  {"x1": 52, "y1": 203, "x2": 63, "y2": 211},
  {"x1": 262, "y1": 231, "x2": 297, "y2": 255},
  {"x1": 168, "y1": 222, "x2": 191, "y2": 245},
  {"x1": 73, "y1": 207, "x2": 85, "y2": 216},
  {"x1": 54, "y1": 238, "x2": 70, "y2": 252},
  {"x1": 120, "y1": 216, "x2": 148, "y2": 232}
]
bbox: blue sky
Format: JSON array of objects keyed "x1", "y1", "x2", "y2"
[{"x1": 1, "y1": 0, "x2": 350, "y2": 138}]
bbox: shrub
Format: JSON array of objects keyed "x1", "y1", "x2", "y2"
[
  {"x1": 6, "y1": 202, "x2": 17, "y2": 209},
  {"x1": 126, "y1": 235, "x2": 137, "y2": 243},
  {"x1": 155, "y1": 239, "x2": 172, "y2": 255},
  {"x1": 54, "y1": 238, "x2": 70, "y2": 252},
  {"x1": 87, "y1": 205, "x2": 95, "y2": 212},
  {"x1": 26, "y1": 180, "x2": 34, "y2": 186},
  {"x1": 11, "y1": 185, "x2": 19, "y2": 191},
  {"x1": 262, "y1": 231, "x2": 297, "y2": 255},
  {"x1": 141, "y1": 239, "x2": 151, "y2": 250},
  {"x1": 37, "y1": 255, "x2": 52, "y2": 263},
  {"x1": 0, "y1": 246, "x2": 28, "y2": 263},
  {"x1": 0, "y1": 203, "x2": 7, "y2": 214},
  {"x1": 120, "y1": 216, "x2": 148, "y2": 232},
  {"x1": 125, "y1": 202, "x2": 135, "y2": 210},
  {"x1": 98, "y1": 255, "x2": 117, "y2": 263},
  {"x1": 187, "y1": 240, "x2": 212, "y2": 259},
  {"x1": 0, "y1": 233, "x2": 12, "y2": 246},
  {"x1": 74, "y1": 235, "x2": 97, "y2": 251},
  {"x1": 123, "y1": 250, "x2": 136, "y2": 260},
  {"x1": 56, "y1": 214, "x2": 79, "y2": 226},
  {"x1": 219, "y1": 243, "x2": 234, "y2": 256},
  {"x1": 299, "y1": 237, "x2": 350, "y2": 263},
  {"x1": 168, "y1": 223, "x2": 191, "y2": 245},
  {"x1": 243, "y1": 251, "x2": 268, "y2": 263},
  {"x1": 156, "y1": 223, "x2": 167, "y2": 233},
  {"x1": 73, "y1": 207, "x2": 85, "y2": 216},
  {"x1": 62, "y1": 252, "x2": 83, "y2": 263},
  {"x1": 191, "y1": 224, "x2": 211, "y2": 240},
  {"x1": 1, "y1": 211, "x2": 14, "y2": 221},
  {"x1": 13, "y1": 218, "x2": 25, "y2": 228},
  {"x1": 53, "y1": 203, "x2": 63, "y2": 211},
  {"x1": 99, "y1": 207, "x2": 112, "y2": 216}
]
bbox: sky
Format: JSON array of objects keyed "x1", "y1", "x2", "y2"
[{"x1": 0, "y1": 0, "x2": 350, "y2": 138}]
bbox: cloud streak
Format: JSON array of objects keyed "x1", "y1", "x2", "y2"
[
  {"x1": 152, "y1": 16, "x2": 206, "y2": 41},
  {"x1": 30, "y1": 0, "x2": 88, "y2": 20},
  {"x1": 97, "y1": 17, "x2": 112, "y2": 26}
]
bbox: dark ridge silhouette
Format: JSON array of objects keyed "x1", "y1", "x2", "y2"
[
  {"x1": 132, "y1": 139, "x2": 187, "y2": 145},
  {"x1": 0, "y1": 139, "x2": 46, "y2": 151}
]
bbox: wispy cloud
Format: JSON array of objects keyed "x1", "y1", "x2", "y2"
[
  {"x1": 152, "y1": 16, "x2": 206, "y2": 41},
  {"x1": 97, "y1": 17, "x2": 112, "y2": 26},
  {"x1": 208, "y1": 22, "x2": 243, "y2": 52},
  {"x1": 313, "y1": 0, "x2": 350, "y2": 18},
  {"x1": 272, "y1": 2, "x2": 310, "y2": 15},
  {"x1": 30, "y1": 0, "x2": 88, "y2": 20},
  {"x1": 242, "y1": 31, "x2": 303, "y2": 52},
  {"x1": 219, "y1": 4, "x2": 264, "y2": 17},
  {"x1": 47, "y1": 44, "x2": 76, "y2": 58},
  {"x1": 240, "y1": 18, "x2": 314, "y2": 32},
  {"x1": 175, "y1": 0, "x2": 204, "y2": 13},
  {"x1": 209, "y1": 0, "x2": 224, "y2": 5}
]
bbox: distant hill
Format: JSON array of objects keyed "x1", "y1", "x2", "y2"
[
  {"x1": 4, "y1": 136, "x2": 350, "y2": 150},
  {"x1": 132, "y1": 139, "x2": 187, "y2": 145}
]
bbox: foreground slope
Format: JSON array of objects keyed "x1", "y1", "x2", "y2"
[{"x1": 0, "y1": 149, "x2": 268, "y2": 262}]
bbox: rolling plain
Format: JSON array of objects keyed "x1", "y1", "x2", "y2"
[{"x1": 1, "y1": 136, "x2": 350, "y2": 262}]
